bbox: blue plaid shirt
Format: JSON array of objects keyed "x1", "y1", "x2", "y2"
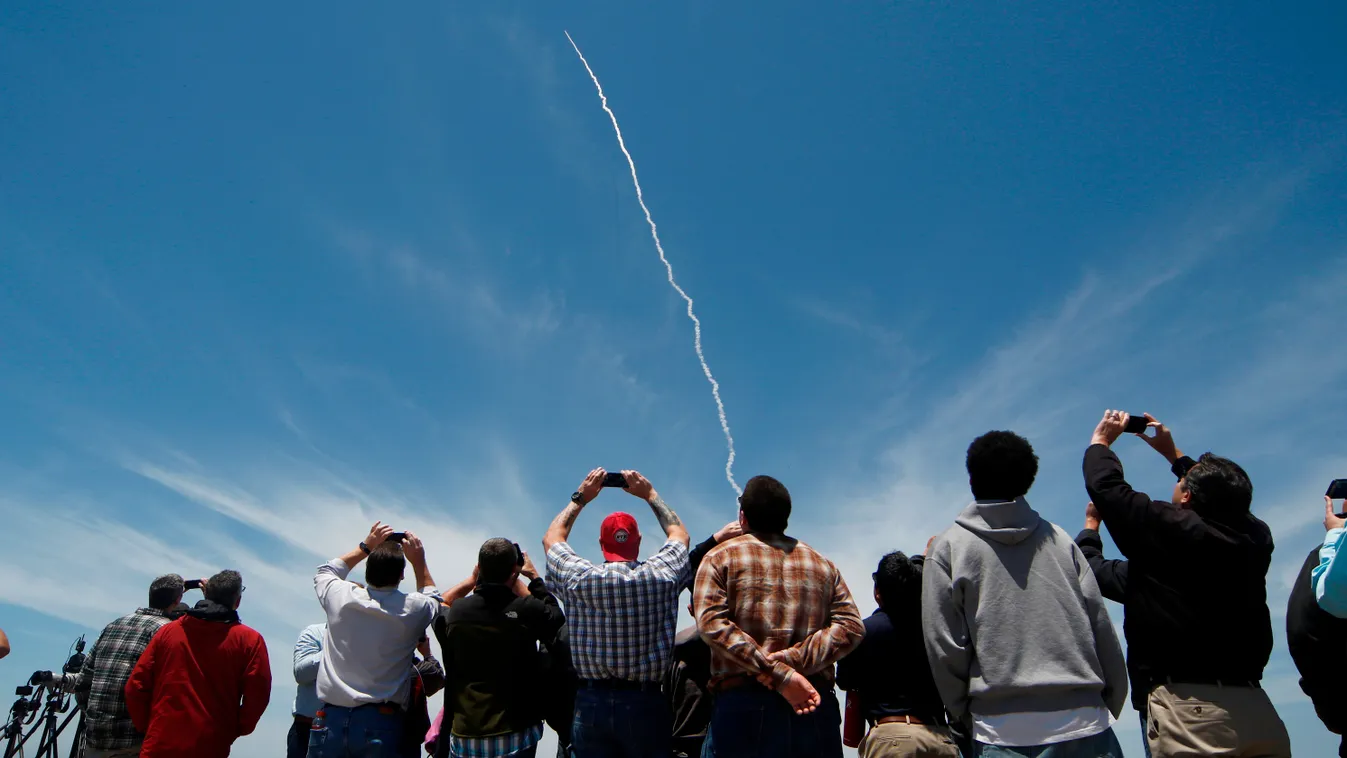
[
  {"x1": 449, "y1": 723, "x2": 543, "y2": 758},
  {"x1": 546, "y1": 539, "x2": 690, "y2": 682}
]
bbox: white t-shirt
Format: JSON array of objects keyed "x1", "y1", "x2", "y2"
[
  {"x1": 973, "y1": 706, "x2": 1113, "y2": 747},
  {"x1": 313, "y1": 559, "x2": 439, "y2": 708}
]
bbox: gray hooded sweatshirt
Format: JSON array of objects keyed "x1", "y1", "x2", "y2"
[{"x1": 921, "y1": 498, "x2": 1127, "y2": 725}]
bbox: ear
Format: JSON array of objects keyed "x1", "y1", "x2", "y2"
[
  {"x1": 738, "y1": 509, "x2": 749, "y2": 531},
  {"x1": 873, "y1": 587, "x2": 882, "y2": 608}
]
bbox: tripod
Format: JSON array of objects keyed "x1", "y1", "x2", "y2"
[
  {"x1": 27, "y1": 686, "x2": 78, "y2": 758},
  {"x1": 2, "y1": 685, "x2": 42, "y2": 758}
]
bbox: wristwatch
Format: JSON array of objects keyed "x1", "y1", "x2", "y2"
[
  {"x1": 570, "y1": 491, "x2": 587, "y2": 506},
  {"x1": 359, "y1": 542, "x2": 372, "y2": 555}
]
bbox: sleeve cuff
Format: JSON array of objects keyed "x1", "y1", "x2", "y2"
[
  {"x1": 325, "y1": 559, "x2": 352, "y2": 579},
  {"x1": 1172, "y1": 456, "x2": 1198, "y2": 479},
  {"x1": 1325, "y1": 528, "x2": 1345, "y2": 548}
]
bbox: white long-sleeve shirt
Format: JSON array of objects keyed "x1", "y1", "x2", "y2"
[{"x1": 313, "y1": 559, "x2": 439, "y2": 708}]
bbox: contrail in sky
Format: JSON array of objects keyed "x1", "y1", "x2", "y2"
[{"x1": 564, "y1": 31, "x2": 741, "y2": 496}]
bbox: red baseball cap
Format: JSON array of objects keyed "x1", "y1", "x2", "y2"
[{"x1": 600, "y1": 512, "x2": 641, "y2": 562}]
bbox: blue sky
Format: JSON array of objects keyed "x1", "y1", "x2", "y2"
[{"x1": 2, "y1": 2, "x2": 1345, "y2": 755}]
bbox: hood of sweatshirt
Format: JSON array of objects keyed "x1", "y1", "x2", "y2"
[
  {"x1": 954, "y1": 497, "x2": 1043, "y2": 545},
  {"x1": 186, "y1": 598, "x2": 240, "y2": 624}
]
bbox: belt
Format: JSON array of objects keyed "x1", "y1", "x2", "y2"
[
  {"x1": 294, "y1": 714, "x2": 314, "y2": 725},
  {"x1": 580, "y1": 678, "x2": 663, "y2": 693},
  {"x1": 876, "y1": 714, "x2": 939, "y2": 727}
]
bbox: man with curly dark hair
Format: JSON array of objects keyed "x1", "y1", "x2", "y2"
[{"x1": 923, "y1": 430, "x2": 1127, "y2": 758}]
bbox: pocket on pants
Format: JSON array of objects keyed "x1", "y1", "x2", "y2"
[
  {"x1": 1149, "y1": 687, "x2": 1238, "y2": 754},
  {"x1": 305, "y1": 726, "x2": 329, "y2": 758}
]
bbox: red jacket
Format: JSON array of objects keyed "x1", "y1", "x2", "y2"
[{"x1": 125, "y1": 607, "x2": 271, "y2": 758}]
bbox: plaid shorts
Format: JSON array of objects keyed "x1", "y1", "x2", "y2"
[{"x1": 448, "y1": 723, "x2": 544, "y2": 758}]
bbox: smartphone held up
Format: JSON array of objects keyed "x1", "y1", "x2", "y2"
[
  {"x1": 603, "y1": 472, "x2": 628, "y2": 489},
  {"x1": 1329, "y1": 480, "x2": 1347, "y2": 501}
]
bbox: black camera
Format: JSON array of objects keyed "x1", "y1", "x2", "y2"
[
  {"x1": 15, "y1": 686, "x2": 32, "y2": 698},
  {"x1": 28, "y1": 671, "x2": 53, "y2": 687},
  {"x1": 62, "y1": 636, "x2": 87, "y2": 674}
]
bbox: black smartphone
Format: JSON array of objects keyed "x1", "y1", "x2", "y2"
[
  {"x1": 1328, "y1": 480, "x2": 1347, "y2": 500},
  {"x1": 1124, "y1": 415, "x2": 1150, "y2": 435},
  {"x1": 514, "y1": 542, "x2": 525, "y2": 566},
  {"x1": 183, "y1": 579, "x2": 203, "y2": 591},
  {"x1": 603, "y1": 472, "x2": 628, "y2": 488},
  {"x1": 388, "y1": 532, "x2": 407, "y2": 543}
]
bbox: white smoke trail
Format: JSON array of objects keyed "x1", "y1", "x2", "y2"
[{"x1": 564, "y1": 31, "x2": 742, "y2": 496}]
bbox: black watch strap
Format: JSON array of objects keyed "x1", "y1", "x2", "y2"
[
  {"x1": 359, "y1": 542, "x2": 372, "y2": 555},
  {"x1": 570, "y1": 491, "x2": 586, "y2": 506}
]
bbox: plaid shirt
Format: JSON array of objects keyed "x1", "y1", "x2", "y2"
[
  {"x1": 546, "y1": 539, "x2": 689, "y2": 682},
  {"x1": 76, "y1": 608, "x2": 173, "y2": 750},
  {"x1": 693, "y1": 534, "x2": 864, "y2": 689},
  {"x1": 448, "y1": 723, "x2": 543, "y2": 758}
]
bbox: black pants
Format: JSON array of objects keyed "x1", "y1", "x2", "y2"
[{"x1": 288, "y1": 717, "x2": 311, "y2": 758}]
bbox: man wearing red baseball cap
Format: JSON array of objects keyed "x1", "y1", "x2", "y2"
[{"x1": 543, "y1": 468, "x2": 691, "y2": 758}]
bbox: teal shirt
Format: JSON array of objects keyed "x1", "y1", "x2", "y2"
[{"x1": 1312, "y1": 528, "x2": 1347, "y2": 618}]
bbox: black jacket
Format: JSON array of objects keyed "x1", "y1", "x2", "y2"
[
  {"x1": 1084, "y1": 444, "x2": 1275, "y2": 709},
  {"x1": 1074, "y1": 529, "x2": 1128, "y2": 604},
  {"x1": 1287, "y1": 545, "x2": 1347, "y2": 738},
  {"x1": 434, "y1": 578, "x2": 566, "y2": 740},
  {"x1": 836, "y1": 556, "x2": 946, "y2": 723}
]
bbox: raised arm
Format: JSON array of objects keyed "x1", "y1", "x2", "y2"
[
  {"x1": 1313, "y1": 497, "x2": 1347, "y2": 618},
  {"x1": 401, "y1": 531, "x2": 438, "y2": 594},
  {"x1": 1076, "y1": 503, "x2": 1128, "y2": 603},
  {"x1": 623, "y1": 471, "x2": 691, "y2": 547},
  {"x1": 317, "y1": 522, "x2": 393, "y2": 607},
  {"x1": 544, "y1": 468, "x2": 606, "y2": 552}
]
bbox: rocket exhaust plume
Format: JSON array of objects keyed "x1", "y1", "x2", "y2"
[{"x1": 564, "y1": 31, "x2": 741, "y2": 496}]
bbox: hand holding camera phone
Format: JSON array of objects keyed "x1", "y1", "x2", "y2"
[
  {"x1": 1328, "y1": 480, "x2": 1347, "y2": 501},
  {"x1": 603, "y1": 472, "x2": 628, "y2": 489}
]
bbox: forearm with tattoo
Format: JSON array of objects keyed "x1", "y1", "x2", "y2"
[
  {"x1": 543, "y1": 501, "x2": 585, "y2": 551},
  {"x1": 647, "y1": 494, "x2": 682, "y2": 532}
]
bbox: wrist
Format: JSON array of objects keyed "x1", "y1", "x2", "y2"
[{"x1": 1090, "y1": 435, "x2": 1113, "y2": 448}]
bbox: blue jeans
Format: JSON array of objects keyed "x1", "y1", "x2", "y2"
[
  {"x1": 972, "y1": 727, "x2": 1124, "y2": 758},
  {"x1": 290, "y1": 718, "x2": 313, "y2": 758},
  {"x1": 307, "y1": 704, "x2": 405, "y2": 758},
  {"x1": 706, "y1": 688, "x2": 842, "y2": 758},
  {"x1": 570, "y1": 688, "x2": 670, "y2": 758}
]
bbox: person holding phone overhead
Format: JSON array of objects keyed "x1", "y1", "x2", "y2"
[
  {"x1": 433, "y1": 538, "x2": 563, "y2": 758},
  {"x1": 543, "y1": 468, "x2": 691, "y2": 758},
  {"x1": 1084, "y1": 411, "x2": 1291, "y2": 758},
  {"x1": 1309, "y1": 481, "x2": 1347, "y2": 617}
]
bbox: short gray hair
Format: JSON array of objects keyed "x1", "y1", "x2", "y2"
[
  {"x1": 148, "y1": 574, "x2": 185, "y2": 610},
  {"x1": 204, "y1": 570, "x2": 244, "y2": 608}
]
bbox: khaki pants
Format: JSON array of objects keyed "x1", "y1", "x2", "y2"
[
  {"x1": 1146, "y1": 683, "x2": 1291, "y2": 758},
  {"x1": 859, "y1": 722, "x2": 961, "y2": 758}
]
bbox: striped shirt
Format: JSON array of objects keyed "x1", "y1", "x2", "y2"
[
  {"x1": 693, "y1": 533, "x2": 865, "y2": 689},
  {"x1": 75, "y1": 608, "x2": 174, "y2": 750},
  {"x1": 449, "y1": 723, "x2": 544, "y2": 758},
  {"x1": 546, "y1": 539, "x2": 689, "y2": 682}
]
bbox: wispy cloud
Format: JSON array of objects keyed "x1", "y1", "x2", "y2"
[{"x1": 328, "y1": 224, "x2": 562, "y2": 341}]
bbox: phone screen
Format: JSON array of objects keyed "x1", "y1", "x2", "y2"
[{"x1": 603, "y1": 472, "x2": 628, "y2": 488}]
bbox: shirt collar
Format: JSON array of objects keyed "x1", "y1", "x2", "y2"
[{"x1": 136, "y1": 607, "x2": 170, "y2": 619}]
